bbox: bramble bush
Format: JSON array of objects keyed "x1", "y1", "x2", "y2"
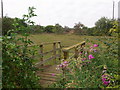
[
  {"x1": 51, "y1": 34, "x2": 119, "y2": 88},
  {"x1": 2, "y1": 7, "x2": 41, "y2": 88}
]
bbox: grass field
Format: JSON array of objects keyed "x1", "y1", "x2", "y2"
[
  {"x1": 26, "y1": 33, "x2": 115, "y2": 65},
  {"x1": 28, "y1": 33, "x2": 111, "y2": 46}
]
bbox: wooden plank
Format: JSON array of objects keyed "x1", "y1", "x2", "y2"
[
  {"x1": 35, "y1": 54, "x2": 60, "y2": 66},
  {"x1": 28, "y1": 44, "x2": 38, "y2": 47},
  {"x1": 42, "y1": 50, "x2": 54, "y2": 55},
  {"x1": 62, "y1": 41, "x2": 85, "y2": 60},
  {"x1": 39, "y1": 74, "x2": 59, "y2": 78},
  {"x1": 40, "y1": 78, "x2": 57, "y2": 82},
  {"x1": 40, "y1": 48, "x2": 61, "y2": 56},
  {"x1": 69, "y1": 54, "x2": 75, "y2": 59},
  {"x1": 41, "y1": 41, "x2": 61, "y2": 45},
  {"x1": 63, "y1": 41, "x2": 85, "y2": 51}
]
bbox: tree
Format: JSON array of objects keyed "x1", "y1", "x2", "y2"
[
  {"x1": 2, "y1": 16, "x2": 14, "y2": 35},
  {"x1": 29, "y1": 25, "x2": 45, "y2": 33},
  {"x1": 73, "y1": 22, "x2": 85, "y2": 35},
  {"x1": 109, "y1": 20, "x2": 119, "y2": 37},
  {"x1": 95, "y1": 17, "x2": 113, "y2": 36},
  {"x1": 53, "y1": 23, "x2": 63, "y2": 34},
  {"x1": 64, "y1": 26, "x2": 70, "y2": 33},
  {"x1": 44, "y1": 25, "x2": 55, "y2": 33},
  {"x1": 2, "y1": 16, "x2": 27, "y2": 35}
]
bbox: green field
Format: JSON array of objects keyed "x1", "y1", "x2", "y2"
[
  {"x1": 28, "y1": 33, "x2": 110, "y2": 46},
  {"x1": 27, "y1": 33, "x2": 114, "y2": 65}
]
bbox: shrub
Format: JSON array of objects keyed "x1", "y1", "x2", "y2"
[{"x1": 2, "y1": 7, "x2": 40, "y2": 88}]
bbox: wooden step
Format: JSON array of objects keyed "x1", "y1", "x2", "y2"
[{"x1": 40, "y1": 76, "x2": 58, "y2": 82}]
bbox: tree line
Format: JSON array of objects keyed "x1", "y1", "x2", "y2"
[{"x1": 2, "y1": 16, "x2": 118, "y2": 36}]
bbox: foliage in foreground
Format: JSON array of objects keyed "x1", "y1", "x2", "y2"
[
  {"x1": 50, "y1": 36, "x2": 119, "y2": 88},
  {"x1": 2, "y1": 7, "x2": 40, "y2": 88}
]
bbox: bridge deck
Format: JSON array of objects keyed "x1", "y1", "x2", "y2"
[{"x1": 36, "y1": 64, "x2": 63, "y2": 87}]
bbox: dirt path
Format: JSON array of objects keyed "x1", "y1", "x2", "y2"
[{"x1": 36, "y1": 64, "x2": 63, "y2": 87}]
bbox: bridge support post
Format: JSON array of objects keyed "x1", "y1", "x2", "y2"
[
  {"x1": 74, "y1": 47, "x2": 79, "y2": 59},
  {"x1": 58, "y1": 41, "x2": 61, "y2": 60},
  {"x1": 63, "y1": 50, "x2": 69, "y2": 60},
  {"x1": 40, "y1": 44, "x2": 43, "y2": 67},
  {"x1": 53, "y1": 42, "x2": 56, "y2": 64}
]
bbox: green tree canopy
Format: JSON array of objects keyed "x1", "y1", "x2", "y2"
[
  {"x1": 95, "y1": 17, "x2": 113, "y2": 36},
  {"x1": 44, "y1": 25, "x2": 55, "y2": 33},
  {"x1": 53, "y1": 23, "x2": 63, "y2": 34},
  {"x1": 2, "y1": 16, "x2": 27, "y2": 35},
  {"x1": 73, "y1": 22, "x2": 85, "y2": 35}
]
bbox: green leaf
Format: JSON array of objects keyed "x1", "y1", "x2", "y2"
[{"x1": 114, "y1": 75, "x2": 120, "y2": 80}]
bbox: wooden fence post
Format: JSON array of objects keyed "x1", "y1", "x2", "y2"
[
  {"x1": 63, "y1": 50, "x2": 69, "y2": 60},
  {"x1": 53, "y1": 42, "x2": 56, "y2": 64},
  {"x1": 74, "y1": 47, "x2": 79, "y2": 59},
  {"x1": 58, "y1": 41, "x2": 61, "y2": 60},
  {"x1": 40, "y1": 44, "x2": 43, "y2": 66}
]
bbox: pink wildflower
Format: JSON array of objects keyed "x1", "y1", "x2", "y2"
[
  {"x1": 80, "y1": 52, "x2": 82, "y2": 54},
  {"x1": 89, "y1": 48, "x2": 93, "y2": 52},
  {"x1": 52, "y1": 73, "x2": 55, "y2": 76},
  {"x1": 102, "y1": 74, "x2": 110, "y2": 86},
  {"x1": 88, "y1": 43, "x2": 92, "y2": 45},
  {"x1": 87, "y1": 62, "x2": 91, "y2": 63},
  {"x1": 63, "y1": 61, "x2": 68, "y2": 64},
  {"x1": 103, "y1": 81, "x2": 110, "y2": 85},
  {"x1": 59, "y1": 64, "x2": 63, "y2": 67},
  {"x1": 88, "y1": 55, "x2": 94, "y2": 60},
  {"x1": 90, "y1": 46, "x2": 93, "y2": 48},
  {"x1": 102, "y1": 78, "x2": 107, "y2": 81},
  {"x1": 82, "y1": 58, "x2": 86, "y2": 61},
  {"x1": 93, "y1": 49, "x2": 97, "y2": 52},
  {"x1": 93, "y1": 44, "x2": 98, "y2": 47}
]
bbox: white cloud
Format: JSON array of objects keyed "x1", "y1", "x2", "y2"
[{"x1": 2, "y1": 0, "x2": 120, "y2": 27}]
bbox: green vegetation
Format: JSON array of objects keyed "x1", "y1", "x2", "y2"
[
  {"x1": 2, "y1": 6, "x2": 119, "y2": 88},
  {"x1": 2, "y1": 7, "x2": 40, "y2": 88},
  {"x1": 50, "y1": 36, "x2": 119, "y2": 88},
  {"x1": 2, "y1": 15, "x2": 118, "y2": 36}
]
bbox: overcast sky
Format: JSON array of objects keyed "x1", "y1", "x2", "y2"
[{"x1": 1, "y1": 0, "x2": 120, "y2": 28}]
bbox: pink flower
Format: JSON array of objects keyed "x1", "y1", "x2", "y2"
[
  {"x1": 93, "y1": 44, "x2": 98, "y2": 47},
  {"x1": 88, "y1": 43, "x2": 92, "y2": 45},
  {"x1": 93, "y1": 49, "x2": 97, "y2": 52},
  {"x1": 102, "y1": 78, "x2": 107, "y2": 81},
  {"x1": 82, "y1": 58, "x2": 86, "y2": 61},
  {"x1": 102, "y1": 74, "x2": 110, "y2": 86},
  {"x1": 63, "y1": 61, "x2": 68, "y2": 64},
  {"x1": 90, "y1": 46, "x2": 93, "y2": 48},
  {"x1": 103, "y1": 81, "x2": 110, "y2": 85},
  {"x1": 88, "y1": 55, "x2": 94, "y2": 60},
  {"x1": 80, "y1": 52, "x2": 82, "y2": 54},
  {"x1": 59, "y1": 64, "x2": 63, "y2": 67},
  {"x1": 51, "y1": 73, "x2": 55, "y2": 76},
  {"x1": 102, "y1": 75, "x2": 108, "y2": 77},
  {"x1": 89, "y1": 48, "x2": 93, "y2": 52}
]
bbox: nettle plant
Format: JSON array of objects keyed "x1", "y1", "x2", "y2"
[{"x1": 2, "y1": 7, "x2": 40, "y2": 88}]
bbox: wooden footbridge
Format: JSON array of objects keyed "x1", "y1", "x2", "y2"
[{"x1": 30, "y1": 41, "x2": 86, "y2": 87}]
